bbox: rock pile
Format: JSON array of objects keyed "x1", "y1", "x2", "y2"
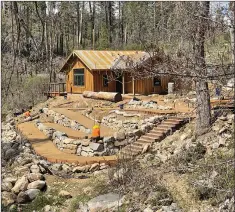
[
  {"x1": 42, "y1": 108, "x2": 91, "y2": 134},
  {"x1": 126, "y1": 99, "x2": 173, "y2": 110},
  {"x1": 2, "y1": 120, "x2": 48, "y2": 207},
  {"x1": 101, "y1": 110, "x2": 163, "y2": 131}
]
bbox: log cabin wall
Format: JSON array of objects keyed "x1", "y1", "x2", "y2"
[
  {"x1": 124, "y1": 73, "x2": 170, "y2": 95},
  {"x1": 66, "y1": 58, "x2": 93, "y2": 93},
  {"x1": 93, "y1": 71, "x2": 116, "y2": 92},
  {"x1": 153, "y1": 76, "x2": 170, "y2": 94}
]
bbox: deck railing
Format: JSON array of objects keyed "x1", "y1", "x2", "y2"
[{"x1": 44, "y1": 82, "x2": 66, "y2": 97}]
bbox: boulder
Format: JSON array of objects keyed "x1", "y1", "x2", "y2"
[
  {"x1": 30, "y1": 164, "x2": 41, "y2": 173},
  {"x1": 53, "y1": 131, "x2": 67, "y2": 140},
  {"x1": 63, "y1": 138, "x2": 75, "y2": 144},
  {"x1": 4, "y1": 177, "x2": 17, "y2": 185},
  {"x1": 5, "y1": 148, "x2": 17, "y2": 160},
  {"x1": 89, "y1": 143, "x2": 104, "y2": 151},
  {"x1": 80, "y1": 139, "x2": 90, "y2": 146},
  {"x1": 27, "y1": 180, "x2": 46, "y2": 190},
  {"x1": 15, "y1": 166, "x2": 29, "y2": 176},
  {"x1": 103, "y1": 136, "x2": 115, "y2": 143},
  {"x1": 73, "y1": 140, "x2": 81, "y2": 145},
  {"x1": 2, "y1": 191, "x2": 17, "y2": 206},
  {"x1": 87, "y1": 193, "x2": 123, "y2": 211},
  {"x1": 89, "y1": 163, "x2": 100, "y2": 172},
  {"x1": 218, "y1": 137, "x2": 226, "y2": 147},
  {"x1": 27, "y1": 173, "x2": 45, "y2": 182},
  {"x1": 72, "y1": 165, "x2": 90, "y2": 173},
  {"x1": 17, "y1": 191, "x2": 30, "y2": 203},
  {"x1": 25, "y1": 189, "x2": 40, "y2": 200},
  {"x1": 114, "y1": 132, "x2": 126, "y2": 141},
  {"x1": 51, "y1": 163, "x2": 62, "y2": 171},
  {"x1": 21, "y1": 158, "x2": 33, "y2": 166},
  {"x1": 76, "y1": 146, "x2": 82, "y2": 155},
  {"x1": 82, "y1": 145, "x2": 93, "y2": 152},
  {"x1": 63, "y1": 148, "x2": 76, "y2": 154},
  {"x1": 59, "y1": 190, "x2": 72, "y2": 198},
  {"x1": 144, "y1": 208, "x2": 153, "y2": 212},
  {"x1": 11, "y1": 176, "x2": 29, "y2": 194},
  {"x1": 62, "y1": 164, "x2": 71, "y2": 173},
  {"x1": 44, "y1": 205, "x2": 52, "y2": 212},
  {"x1": 114, "y1": 140, "x2": 128, "y2": 147},
  {"x1": 133, "y1": 129, "x2": 142, "y2": 137},
  {"x1": 66, "y1": 143, "x2": 77, "y2": 150},
  {"x1": 81, "y1": 151, "x2": 90, "y2": 157},
  {"x1": 2, "y1": 181, "x2": 13, "y2": 192},
  {"x1": 212, "y1": 143, "x2": 220, "y2": 149}
]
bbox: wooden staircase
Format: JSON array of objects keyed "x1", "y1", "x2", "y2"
[{"x1": 118, "y1": 117, "x2": 188, "y2": 159}]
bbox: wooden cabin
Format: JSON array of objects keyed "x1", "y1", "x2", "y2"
[{"x1": 59, "y1": 50, "x2": 171, "y2": 95}]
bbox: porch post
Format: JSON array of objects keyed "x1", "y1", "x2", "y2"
[
  {"x1": 132, "y1": 77, "x2": 135, "y2": 96},
  {"x1": 122, "y1": 74, "x2": 125, "y2": 94}
]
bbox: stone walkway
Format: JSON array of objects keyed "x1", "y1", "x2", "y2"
[
  {"x1": 52, "y1": 108, "x2": 115, "y2": 137},
  {"x1": 17, "y1": 122, "x2": 116, "y2": 165}
]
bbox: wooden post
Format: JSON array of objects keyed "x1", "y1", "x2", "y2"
[
  {"x1": 132, "y1": 77, "x2": 135, "y2": 96},
  {"x1": 122, "y1": 74, "x2": 125, "y2": 94}
]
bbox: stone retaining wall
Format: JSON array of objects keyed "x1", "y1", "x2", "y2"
[
  {"x1": 83, "y1": 109, "x2": 164, "y2": 132},
  {"x1": 35, "y1": 120, "x2": 114, "y2": 156},
  {"x1": 42, "y1": 108, "x2": 91, "y2": 134},
  {"x1": 38, "y1": 109, "x2": 165, "y2": 155}
]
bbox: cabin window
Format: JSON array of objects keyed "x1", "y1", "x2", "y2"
[
  {"x1": 103, "y1": 74, "x2": 108, "y2": 87},
  {"x1": 73, "y1": 69, "x2": 84, "y2": 86},
  {"x1": 153, "y1": 77, "x2": 161, "y2": 86}
]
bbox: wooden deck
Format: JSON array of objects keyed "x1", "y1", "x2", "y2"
[{"x1": 44, "y1": 82, "x2": 67, "y2": 97}]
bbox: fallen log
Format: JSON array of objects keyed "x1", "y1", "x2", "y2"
[{"x1": 83, "y1": 91, "x2": 122, "y2": 102}]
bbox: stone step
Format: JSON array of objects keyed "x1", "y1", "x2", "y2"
[
  {"x1": 156, "y1": 126, "x2": 171, "y2": 131},
  {"x1": 160, "y1": 122, "x2": 179, "y2": 127},
  {"x1": 163, "y1": 120, "x2": 182, "y2": 124},
  {"x1": 141, "y1": 135, "x2": 156, "y2": 141},
  {"x1": 123, "y1": 144, "x2": 143, "y2": 152},
  {"x1": 121, "y1": 147, "x2": 140, "y2": 154},
  {"x1": 160, "y1": 124, "x2": 177, "y2": 129},
  {"x1": 149, "y1": 130, "x2": 166, "y2": 136},
  {"x1": 147, "y1": 133, "x2": 164, "y2": 139},
  {"x1": 142, "y1": 135, "x2": 161, "y2": 142},
  {"x1": 120, "y1": 149, "x2": 139, "y2": 157},
  {"x1": 135, "y1": 139, "x2": 153, "y2": 146},
  {"x1": 118, "y1": 154, "x2": 133, "y2": 160},
  {"x1": 152, "y1": 127, "x2": 169, "y2": 132},
  {"x1": 166, "y1": 118, "x2": 184, "y2": 122}
]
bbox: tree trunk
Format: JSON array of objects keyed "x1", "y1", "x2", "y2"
[
  {"x1": 194, "y1": 1, "x2": 211, "y2": 135},
  {"x1": 76, "y1": 2, "x2": 80, "y2": 48},
  {"x1": 195, "y1": 80, "x2": 211, "y2": 135},
  {"x1": 229, "y1": 2, "x2": 235, "y2": 63},
  {"x1": 78, "y1": 2, "x2": 84, "y2": 46}
]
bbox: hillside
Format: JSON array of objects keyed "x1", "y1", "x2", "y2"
[{"x1": 1, "y1": 94, "x2": 234, "y2": 212}]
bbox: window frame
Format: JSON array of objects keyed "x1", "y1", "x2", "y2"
[
  {"x1": 103, "y1": 74, "x2": 109, "y2": 87},
  {"x1": 153, "y1": 77, "x2": 161, "y2": 87},
  {"x1": 73, "y1": 68, "x2": 85, "y2": 87}
]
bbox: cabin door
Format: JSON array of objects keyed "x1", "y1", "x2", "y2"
[{"x1": 116, "y1": 75, "x2": 123, "y2": 93}]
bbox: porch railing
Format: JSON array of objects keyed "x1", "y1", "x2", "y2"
[{"x1": 44, "y1": 82, "x2": 66, "y2": 97}]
